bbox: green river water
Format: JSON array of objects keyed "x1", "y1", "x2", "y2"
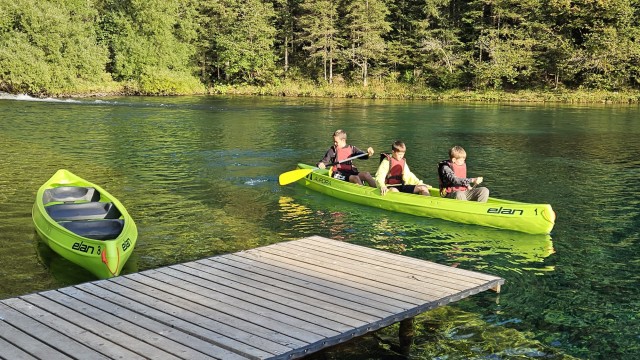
[{"x1": 0, "y1": 94, "x2": 638, "y2": 359}]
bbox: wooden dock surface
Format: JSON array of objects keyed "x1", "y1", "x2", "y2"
[{"x1": 0, "y1": 235, "x2": 504, "y2": 359}]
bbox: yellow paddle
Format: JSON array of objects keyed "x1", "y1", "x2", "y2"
[{"x1": 278, "y1": 153, "x2": 369, "y2": 186}]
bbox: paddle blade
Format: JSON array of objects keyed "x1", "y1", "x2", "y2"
[{"x1": 278, "y1": 168, "x2": 314, "y2": 186}]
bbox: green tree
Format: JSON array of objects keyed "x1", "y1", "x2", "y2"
[
  {"x1": 270, "y1": 0, "x2": 303, "y2": 77},
  {"x1": 342, "y1": 0, "x2": 391, "y2": 86},
  {"x1": 411, "y1": 0, "x2": 466, "y2": 88},
  {"x1": 299, "y1": 0, "x2": 340, "y2": 83},
  {"x1": 97, "y1": 0, "x2": 202, "y2": 94},
  {"x1": 463, "y1": 0, "x2": 543, "y2": 89},
  {"x1": 544, "y1": 0, "x2": 639, "y2": 90},
  {"x1": 0, "y1": 0, "x2": 110, "y2": 95},
  {"x1": 208, "y1": 0, "x2": 278, "y2": 84}
]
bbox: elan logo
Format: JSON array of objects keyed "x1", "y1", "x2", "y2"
[
  {"x1": 487, "y1": 207, "x2": 524, "y2": 216},
  {"x1": 72, "y1": 241, "x2": 97, "y2": 254}
]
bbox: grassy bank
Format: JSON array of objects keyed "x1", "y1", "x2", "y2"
[
  {"x1": 208, "y1": 79, "x2": 640, "y2": 104},
  {"x1": 42, "y1": 79, "x2": 640, "y2": 104}
]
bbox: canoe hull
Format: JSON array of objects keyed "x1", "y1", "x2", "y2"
[
  {"x1": 32, "y1": 169, "x2": 137, "y2": 279},
  {"x1": 295, "y1": 164, "x2": 555, "y2": 234}
]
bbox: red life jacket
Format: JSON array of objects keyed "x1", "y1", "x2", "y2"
[
  {"x1": 446, "y1": 161, "x2": 468, "y2": 193},
  {"x1": 383, "y1": 153, "x2": 405, "y2": 185},
  {"x1": 332, "y1": 145, "x2": 353, "y2": 172}
]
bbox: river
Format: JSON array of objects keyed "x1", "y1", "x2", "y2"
[{"x1": 0, "y1": 94, "x2": 638, "y2": 359}]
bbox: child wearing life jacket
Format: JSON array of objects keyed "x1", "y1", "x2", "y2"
[
  {"x1": 317, "y1": 129, "x2": 376, "y2": 186},
  {"x1": 375, "y1": 140, "x2": 432, "y2": 196},
  {"x1": 438, "y1": 145, "x2": 489, "y2": 202}
]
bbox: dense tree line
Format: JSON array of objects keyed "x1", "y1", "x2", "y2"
[{"x1": 1, "y1": 0, "x2": 639, "y2": 95}]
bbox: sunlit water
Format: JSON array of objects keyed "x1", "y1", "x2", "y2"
[{"x1": 1, "y1": 93, "x2": 638, "y2": 359}]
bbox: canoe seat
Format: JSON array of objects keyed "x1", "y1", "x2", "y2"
[
  {"x1": 59, "y1": 219, "x2": 124, "y2": 240},
  {"x1": 43, "y1": 186, "x2": 99, "y2": 204},
  {"x1": 46, "y1": 202, "x2": 121, "y2": 221}
]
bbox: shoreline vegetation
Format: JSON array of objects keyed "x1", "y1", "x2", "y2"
[
  {"x1": 51, "y1": 82, "x2": 640, "y2": 104},
  {"x1": 213, "y1": 83, "x2": 640, "y2": 104},
  {"x1": 2, "y1": 0, "x2": 640, "y2": 104}
]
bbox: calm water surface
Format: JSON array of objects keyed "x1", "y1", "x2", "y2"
[{"x1": 1, "y1": 94, "x2": 638, "y2": 359}]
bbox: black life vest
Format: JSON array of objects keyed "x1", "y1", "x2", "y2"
[{"x1": 438, "y1": 160, "x2": 467, "y2": 194}]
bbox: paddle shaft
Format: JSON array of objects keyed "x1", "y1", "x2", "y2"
[
  {"x1": 278, "y1": 152, "x2": 369, "y2": 186},
  {"x1": 323, "y1": 152, "x2": 369, "y2": 169}
]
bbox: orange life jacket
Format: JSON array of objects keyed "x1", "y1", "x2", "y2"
[
  {"x1": 332, "y1": 145, "x2": 353, "y2": 172},
  {"x1": 444, "y1": 161, "x2": 468, "y2": 193},
  {"x1": 382, "y1": 153, "x2": 405, "y2": 185}
]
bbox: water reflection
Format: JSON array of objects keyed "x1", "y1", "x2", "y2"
[{"x1": 277, "y1": 192, "x2": 555, "y2": 274}]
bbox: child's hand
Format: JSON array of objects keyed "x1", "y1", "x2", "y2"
[
  {"x1": 367, "y1": 147, "x2": 374, "y2": 156},
  {"x1": 473, "y1": 177, "x2": 483, "y2": 185},
  {"x1": 318, "y1": 163, "x2": 326, "y2": 169}
]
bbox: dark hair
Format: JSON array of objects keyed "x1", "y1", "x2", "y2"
[{"x1": 392, "y1": 140, "x2": 406, "y2": 152}]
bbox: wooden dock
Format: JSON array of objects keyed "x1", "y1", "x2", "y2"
[{"x1": 0, "y1": 235, "x2": 504, "y2": 359}]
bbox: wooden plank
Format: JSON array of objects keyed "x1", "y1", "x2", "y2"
[
  {"x1": 290, "y1": 238, "x2": 491, "y2": 288},
  {"x1": 0, "y1": 316, "x2": 72, "y2": 360},
  {"x1": 1, "y1": 235, "x2": 504, "y2": 360},
  {"x1": 109, "y1": 274, "x2": 318, "y2": 346},
  {"x1": 20, "y1": 293, "x2": 181, "y2": 360},
  {"x1": 56, "y1": 286, "x2": 250, "y2": 360},
  {"x1": 282, "y1": 240, "x2": 494, "y2": 300},
  {"x1": 0, "y1": 302, "x2": 107, "y2": 360},
  {"x1": 249, "y1": 245, "x2": 436, "y2": 303},
  {"x1": 230, "y1": 250, "x2": 425, "y2": 305},
  {"x1": 0, "y1": 336, "x2": 38, "y2": 360},
  {"x1": 305, "y1": 235, "x2": 500, "y2": 282},
  {"x1": 2, "y1": 298, "x2": 144, "y2": 360},
  {"x1": 186, "y1": 258, "x2": 397, "y2": 320},
  {"x1": 37, "y1": 290, "x2": 212, "y2": 360},
  {"x1": 85, "y1": 280, "x2": 294, "y2": 357},
  {"x1": 218, "y1": 253, "x2": 416, "y2": 311},
  {"x1": 157, "y1": 265, "x2": 359, "y2": 332},
  {"x1": 266, "y1": 242, "x2": 460, "y2": 296},
  {"x1": 141, "y1": 269, "x2": 342, "y2": 338},
  {"x1": 176, "y1": 262, "x2": 370, "y2": 327}
]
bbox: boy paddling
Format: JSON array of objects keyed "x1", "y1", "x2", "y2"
[
  {"x1": 317, "y1": 129, "x2": 376, "y2": 186},
  {"x1": 438, "y1": 145, "x2": 489, "y2": 202}
]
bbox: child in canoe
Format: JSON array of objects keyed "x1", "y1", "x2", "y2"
[
  {"x1": 375, "y1": 140, "x2": 432, "y2": 196},
  {"x1": 438, "y1": 145, "x2": 489, "y2": 202},
  {"x1": 317, "y1": 129, "x2": 376, "y2": 186}
]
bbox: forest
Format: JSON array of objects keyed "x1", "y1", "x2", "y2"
[{"x1": 1, "y1": 0, "x2": 639, "y2": 98}]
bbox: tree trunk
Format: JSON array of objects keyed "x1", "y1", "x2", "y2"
[
  {"x1": 329, "y1": 55, "x2": 333, "y2": 84},
  {"x1": 284, "y1": 36, "x2": 289, "y2": 75},
  {"x1": 363, "y1": 58, "x2": 368, "y2": 87}
]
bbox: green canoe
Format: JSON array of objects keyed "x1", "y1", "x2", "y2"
[
  {"x1": 32, "y1": 169, "x2": 137, "y2": 279},
  {"x1": 294, "y1": 163, "x2": 556, "y2": 234}
]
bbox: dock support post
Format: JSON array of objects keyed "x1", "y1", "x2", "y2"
[{"x1": 399, "y1": 317, "x2": 414, "y2": 355}]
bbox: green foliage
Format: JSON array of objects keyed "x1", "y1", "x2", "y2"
[
  {"x1": 342, "y1": 0, "x2": 391, "y2": 86},
  {"x1": 299, "y1": 0, "x2": 340, "y2": 82},
  {"x1": 97, "y1": 0, "x2": 201, "y2": 94},
  {"x1": 2, "y1": 0, "x2": 640, "y2": 96},
  {"x1": 207, "y1": 0, "x2": 278, "y2": 85},
  {"x1": 0, "y1": 0, "x2": 110, "y2": 95}
]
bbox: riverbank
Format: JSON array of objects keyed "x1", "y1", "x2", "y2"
[
  {"x1": 208, "y1": 80, "x2": 640, "y2": 104},
  {"x1": 6, "y1": 80, "x2": 640, "y2": 104}
]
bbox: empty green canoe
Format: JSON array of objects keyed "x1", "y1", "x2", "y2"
[
  {"x1": 32, "y1": 169, "x2": 137, "y2": 279},
  {"x1": 294, "y1": 163, "x2": 556, "y2": 234}
]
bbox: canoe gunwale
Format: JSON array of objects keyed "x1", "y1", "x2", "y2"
[
  {"x1": 32, "y1": 169, "x2": 137, "y2": 278},
  {"x1": 294, "y1": 163, "x2": 555, "y2": 234}
]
